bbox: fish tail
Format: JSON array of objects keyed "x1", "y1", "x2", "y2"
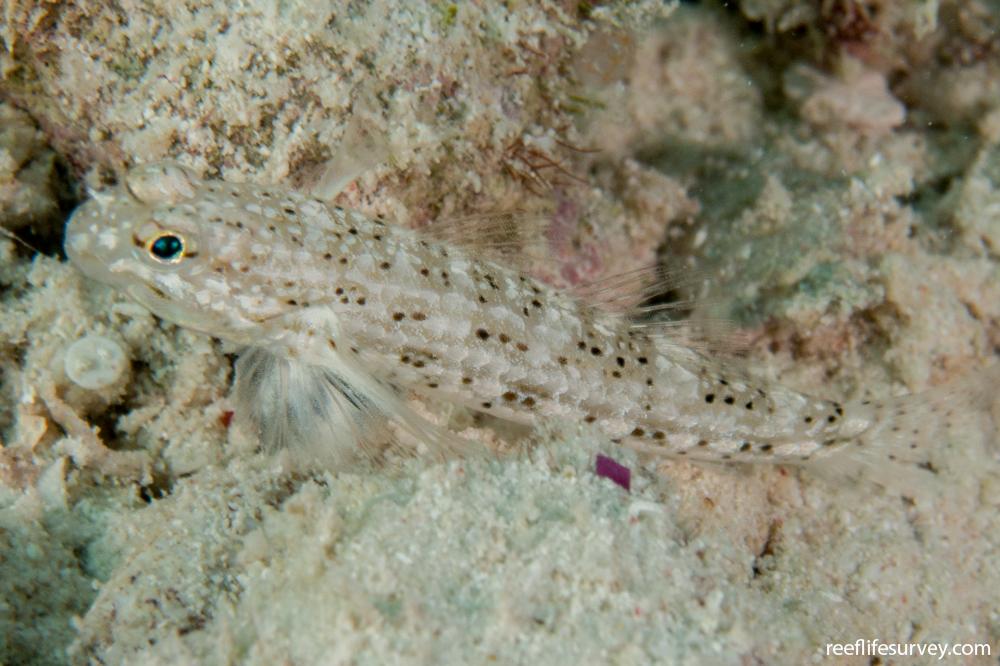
[{"x1": 807, "y1": 363, "x2": 999, "y2": 498}]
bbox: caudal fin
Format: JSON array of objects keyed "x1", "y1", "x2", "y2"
[{"x1": 808, "y1": 363, "x2": 1000, "y2": 498}]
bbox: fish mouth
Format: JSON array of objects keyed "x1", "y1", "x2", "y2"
[
  {"x1": 124, "y1": 283, "x2": 264, "y2": 346},
  {"x1": 125, "y1": 284, "x2": 219, "y2": 336}
]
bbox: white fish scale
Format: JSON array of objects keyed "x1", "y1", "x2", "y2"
[
  {"x1": 65, "y1": 162, "x2": 909, "y2": 468},
  {"x1": 318, "y1": 235, "x2": 864, "y2": 457},
  {"x1": 296, "y1": 218, "x2": 638, "y2": 428}
]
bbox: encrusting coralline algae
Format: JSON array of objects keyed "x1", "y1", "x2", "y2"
[{"x1": 64, "y1": 161, "x2": 999, "y2": 494}]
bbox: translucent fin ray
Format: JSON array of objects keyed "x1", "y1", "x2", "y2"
[
  {"x1": 419, "y1": 211, "x2": 553, "y2": 273},
  {"x1": 804, "y1": 363, "x2": 1000, "y2": 499},
  {"x1": 305, "y1": 119, "x2": 394, "y2": 202},
  {"x1": 234, "y1": 346, "x2": 487, "y2": 470},
  {"x1": 571, "y1": 263, "x2": 748, "y2": 357}
]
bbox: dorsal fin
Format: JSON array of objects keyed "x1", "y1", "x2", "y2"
[
  {"x1": 304, "y1": 120, "x2": 394, "y2": 202},
  {"x1": 418, "y1": 210, "x2": 553, "y2": 274},
  {"x1": 571, "y1": 263, "x2": 748, "y2": 357},
  {"x1": 415, "y1": 208, "x2": 750, "y2": 359}
]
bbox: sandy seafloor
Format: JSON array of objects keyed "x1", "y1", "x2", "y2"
[{"x1": 2, "y1": 1, "x2": 1000, "y2": 664}]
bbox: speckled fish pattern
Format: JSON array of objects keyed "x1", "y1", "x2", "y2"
[{"x1": 64, "y1": 162, "x2": 998, "y2": 484}]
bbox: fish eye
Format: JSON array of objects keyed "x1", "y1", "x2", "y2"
[{"x1": 147, "y1": 232, "x2": 186, "y2": 263}]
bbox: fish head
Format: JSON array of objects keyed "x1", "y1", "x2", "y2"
[{"x1": 65, "y1": 162, "x2": 296, "y2": 343}]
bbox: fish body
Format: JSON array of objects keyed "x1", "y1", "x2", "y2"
[{"x1": 65, "y1": 162, "x2": 996, "y2": 482}]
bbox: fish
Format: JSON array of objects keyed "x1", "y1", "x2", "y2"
[{"x1": 64, "y1": 161, "x2": 998, "y2": 490}]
